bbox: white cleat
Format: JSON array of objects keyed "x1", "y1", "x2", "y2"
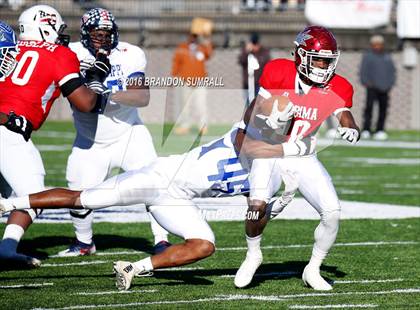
[
  {"x1": 302, "y1": 265, "x2": 333, "y2": 291},
  {"x1": 113, "y1": 261, "x2": 137, "y2": 291},
  {"x1": 234, "y1": 251, "x2": 263, "y2": 288}
]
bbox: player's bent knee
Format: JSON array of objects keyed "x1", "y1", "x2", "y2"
[
  {"x1": 247, "y1": 199, "x2": 267, "y2": 220},
  {"x1": 187, "y1": 239, "x2": 215, "y2": 259},
  {"x1": 321, "y1": 209, "x2": 340, "y2": 227}
]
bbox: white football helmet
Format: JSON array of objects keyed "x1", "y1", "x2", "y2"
[{"x1": 18, "y1": 5, "x2": 67, "y2": 44}]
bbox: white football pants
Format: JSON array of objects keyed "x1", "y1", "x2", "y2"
[
  {"x1": 249, "y1": 155, "x2": 341, "y2": 257},
  {"x1": 66, "y1": 124, "x2": 167, "y2": 242},
  {"x1": 80, "y1": 160, "x2": 215, "y2": 244},
  {"x1": 0, "y1": 126, "x2": 45, "y2": 220}
]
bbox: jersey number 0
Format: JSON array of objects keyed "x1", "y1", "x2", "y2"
[{"x1": 10, "y1": 51, "x2": 39, "y2": 86}]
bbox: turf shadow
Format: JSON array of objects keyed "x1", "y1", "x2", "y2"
[{"x1": 17, "y1": 234, "x2": 154, "y2": 259}]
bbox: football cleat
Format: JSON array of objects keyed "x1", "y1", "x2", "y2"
[
  {"x1": 0, "y1": 251, "x2": 41, "y2": 268},
  {"x1": 234, "y1": 251, "x2": 263, "y2": 288},
  {"x1": 153, "y1": 240, "x2": 172, "y2": 255},
  {"x1": 57, "y1": 240, "x2": 96, "y2": 257},
  {"x1": 113, "y1": 261, "x2": 137, "y2": 291},
  {"x1": 302, "y1": 264, "x2": 333, "y2": 291}
]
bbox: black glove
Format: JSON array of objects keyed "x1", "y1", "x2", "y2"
[
  {"x1": 84, "y1": 51, "x2": 111, "y2": 83},
  {"x1": 4, "y1": 112, "x2": 33, "y2": 141},
  {"x1": 85, "y1": 80, "x2": 111, "y2": 95}
]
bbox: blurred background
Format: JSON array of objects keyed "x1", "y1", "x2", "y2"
[{"x1": 0, "y1": 0, "x2": 419, "y2": 130}]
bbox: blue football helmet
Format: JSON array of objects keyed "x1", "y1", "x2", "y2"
[
  {"x1": 0, "y1": 21, "x2": 19, "y2": 78},
  {"x1": 80, "y1": 8, "x2": 119, "y2": 55}
]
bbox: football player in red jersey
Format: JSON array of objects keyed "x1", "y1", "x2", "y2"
[
  {"x1": 0, "y1": 5, "x2": 110, "y2": 267},
  {"x1": 234, "y1": 26, "x2": 360, "y2": 290}
]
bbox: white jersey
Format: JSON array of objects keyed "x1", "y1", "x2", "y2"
[
  {"x1": 156, "y1": 124, "x2": 251, "y2": 199},
  {"x1": 69, "y1": 42, "x2": 146, "y2": 144}
]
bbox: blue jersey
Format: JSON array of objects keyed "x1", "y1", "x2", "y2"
[{"x1": 156, "y1": 124, "x2": 250, "y2": 199}]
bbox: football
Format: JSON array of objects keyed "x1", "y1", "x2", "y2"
[
  {"x1": 253, "y1": 95, "x2": 294, "y2": 136},
  {"x1": 256, "y1": 95, "x2": 291, "y2": 118}
]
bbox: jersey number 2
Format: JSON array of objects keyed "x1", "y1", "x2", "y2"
[{"x1": 11, "y1": 51, "x2": 39, "y2": 86}]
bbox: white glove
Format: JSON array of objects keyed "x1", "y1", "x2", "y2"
[
  {"x1": 338, "y1": 127, "x2": 359, "y2": 144},
  {"x1": 255, "y1": 101, "x2": 294, "y2": 131},
  {"x1": 86, "y1": 80, "x2": 111, "y2": 96}
]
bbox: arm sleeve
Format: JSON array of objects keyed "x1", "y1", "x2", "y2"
[
  {"x1": 334, "y1": 81, "x2": 354, "y2": 115},
  {"x1": 55, "y1": 47, "x2": 84, "y2": 97},
  {"x1": 258, "y1": 60, "x2": 279, "y2": 98}
]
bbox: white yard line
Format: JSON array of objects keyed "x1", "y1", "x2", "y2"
[
  {"x1": 216, "y1": 241, "x2": 419, "y2": 251},
  {"x1": 221, "y1": 271, "x2": 299, "y2": 278},
  {"x1": 289, "y1": 305, "x2": 378, "y2": 309},
  {"x1": 47, "y1": 241, "x2": 418, "y2": 259},
  {"x1": 317, "y1": 138, "x2": 420, "y2": 149},
  {"x1": 334, "y1": 278, "x2": 404, "y2": 284},
  {"x1": 220, "y1": 274, "x2": 405, "y2": 285},
  {"x1": 36, "y1": 145, "x2": 72, "y2": 151},
  {"x1": 42, "y1": 258, "x2": 205, "y2": 271},
  {"x1": 74, "y1": 289, "x2": 157, "y2": 296},
  {"x1": 42, "y1": 260, "x2": 108, "y2": 267},
  {"x1": 0, "y1": 282, "x2": 53, "y2": 289},
  {"x1": 14, "y1": 197, "x2": 418, "y2": 224},
  {"x1": 31, "y1": 288, "x2": 420, "y2": 310}
]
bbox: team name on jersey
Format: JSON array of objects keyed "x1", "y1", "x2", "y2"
[
  {"x1": 293, "y1": 106, "x2": 318, "y2": 121},
  {"x1": 109, "y1": 64, "x2": 122, "y2": 78},
  {"x1": 18, "y1": 40, "x2": 58, "y2": 52}
]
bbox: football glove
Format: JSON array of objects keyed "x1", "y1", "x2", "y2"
[
  {"x1": 337, "y1": 127, "x2": 360, "y2": 144},
  {"x1": 255, "y1": 101, "x2": 294, "y2": 132},
  {"x1": 84, "y1": 51, "x2": 111, "y2": 83},
  {"x1": 3, "y1": 112, "x2": 33, "y2": 141},
  {"x1": 86, "y1": 80, "x2": 111, "y2": 96}
]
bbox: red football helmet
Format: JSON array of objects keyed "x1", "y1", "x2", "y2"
[{"x1": 294, "y1": 26, "x2": 340, "y2": 85}]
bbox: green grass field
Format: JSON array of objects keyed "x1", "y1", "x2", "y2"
[{"x1": 1, "y1": 121, "x2": 419, "y2": 309}]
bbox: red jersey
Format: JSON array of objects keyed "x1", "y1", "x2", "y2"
[
  {"x1": 0, "y1": 40, "x2": 80, "y2": 130},
  {"x1": 259, "y1": 59, "x2": 353, "y2": 139}
]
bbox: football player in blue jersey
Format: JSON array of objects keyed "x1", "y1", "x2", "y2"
[
  {"x1": 0, "y1": 118, "x2": 300, "y2": 290},
  {"x1": 0, "y1": 21, "x2": 18, "y2": 79}
]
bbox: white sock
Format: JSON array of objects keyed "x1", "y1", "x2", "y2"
[
  {"x1": 308, "y1": 246, "x2": 327, "y2": 270},
  {"x1": 71, "y1": 211, "x2": 94, "y2": 245},
  {"x1": 1, "y1": 196, "x2": 30, "y2": 212},
  {"x1": 0, "y1": 224, "x2": 25, "y2": 254},
  {"x1": 246, "y1": 234, "x2": 262, "y2": 256},
  {"x1": 148, "y1": 213, "x2": 168, "y2": 245},
  {"x1": 133, "y1": 257, "x2": 154, "y2": 273},
  {"x1": 308, "y1": 210, "x2": 340, "y2": 269}
]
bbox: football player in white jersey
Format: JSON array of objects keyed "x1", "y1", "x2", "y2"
[
  {"x1": 58, "y1": 8, "x2": 170, "y2": 257},
  {"x1": 0, "y1": 122, "x2": 302, "y2": 290}
]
